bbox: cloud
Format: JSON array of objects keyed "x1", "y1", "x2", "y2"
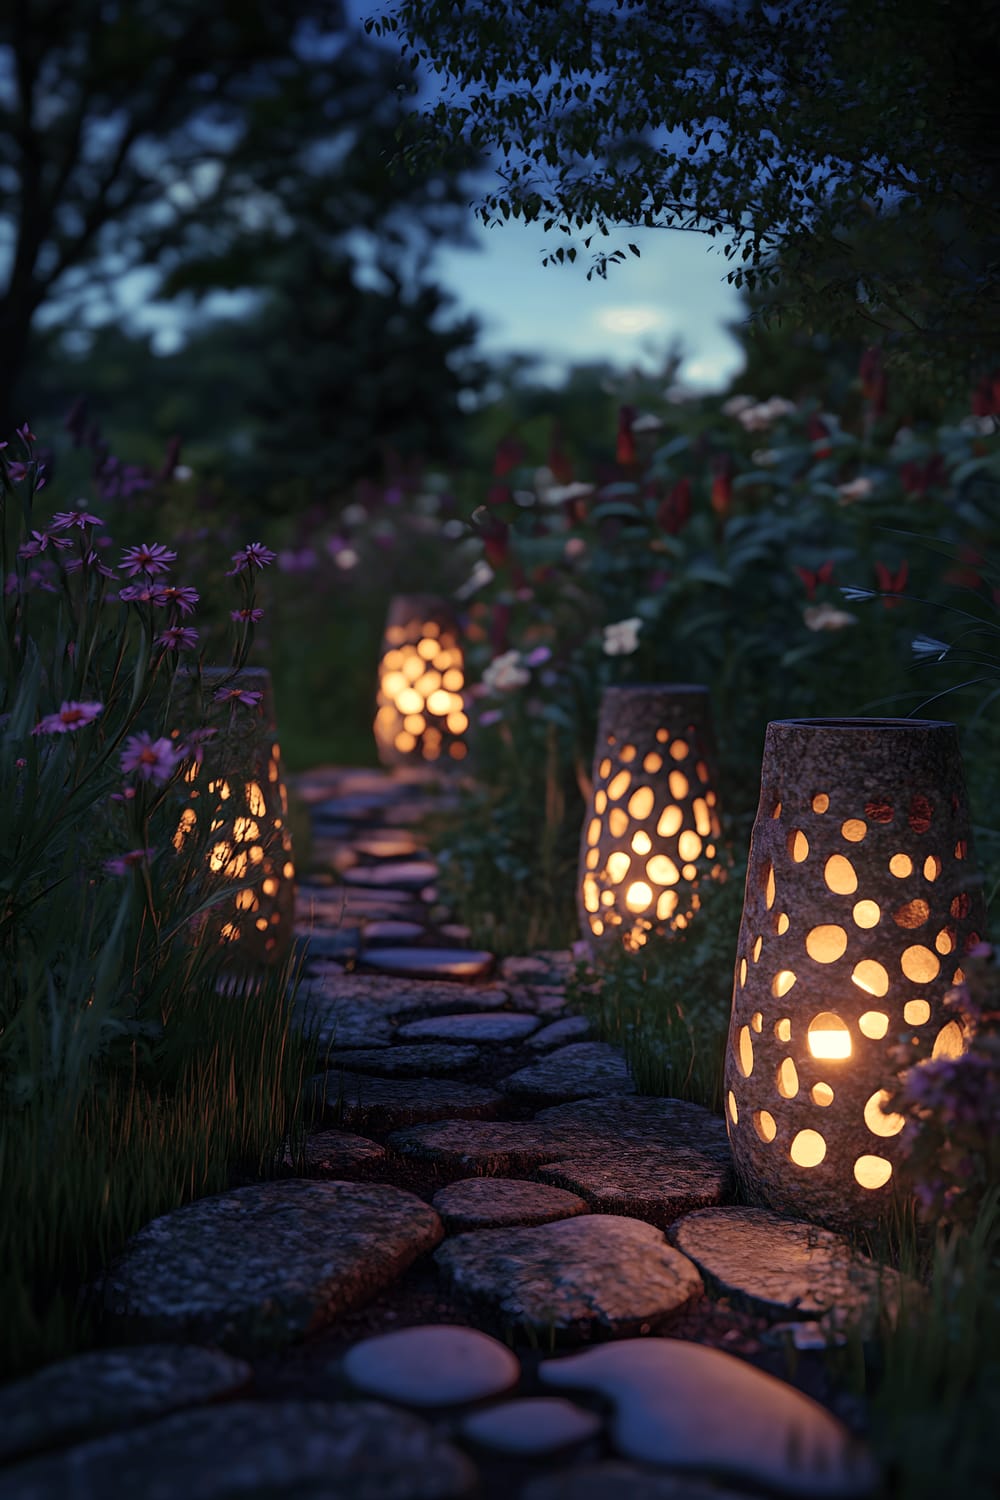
[{"x1": 594, "y1": 305, "x2": 669, "y2": 336}]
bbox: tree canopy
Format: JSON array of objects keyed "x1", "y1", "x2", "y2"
[
  {"x1": 0, "y1": 0, "x2": 479, "y2": 423},
  {"x1": 369, "y1": 0, "x2": 1000, "y2": 387}
]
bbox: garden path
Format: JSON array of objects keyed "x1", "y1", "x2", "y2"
[{"x1": 0, "y1": 766, "x2": 889, "y2": 1499}]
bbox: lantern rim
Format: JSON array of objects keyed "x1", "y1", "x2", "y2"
[{"x1": 771, "y1": 716, "x2": 955, "y2": 731}]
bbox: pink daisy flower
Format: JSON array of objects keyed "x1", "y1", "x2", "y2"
[
  {"x1": 155, "y1": 625, "x2": 199, "y2": 652},
  {"x1": 153, "y1": 584, "x2": 200, "y2": 616},
  {"x1": 225, "y1": 542, "x2": 276, "y2": 576},
  {"x1": 213, "y1": 688, "x2": 262, "y2": 707},
  {"x1": 65, "y1": 550, "x2": 117, "y2": 578},
  {"x1": 178, "y1": 726, "x2": 217, "y2": 767},
  {"x1": 18, "y1": 530, "x2": 72, "y2": 558},
  {"x1": 120, "y1": 732, "x2": 182, "y2": 784},
  {"x1": 118, "y1": 583, "x2": 158, "y2": 604},
  {"x1": 33, "y1": 700, "x2": 104, "y2": 735},
  {"x1": 230, "y1": 607, "x2": 264, "y2": 623},
  {"x1": 51, "y1": 509, "x2": 104, "y2": 530},
  {"x1": 120, "y1": 542, "x2": 177, "y2": 577},
  {"x1": 104, "y1": 847, "x2": 155, "y2": 876}
]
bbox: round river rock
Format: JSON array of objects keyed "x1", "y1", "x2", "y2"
[
  {"x1": 342, "y1": 1324, "x2": 521, "y2": 1408},
  {"x1": 432, "y1": 1178, "x2": 589, "y2": 1232}
]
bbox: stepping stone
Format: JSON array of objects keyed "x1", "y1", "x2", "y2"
[
  {"x1": 521, "y1": 1463, "x2": 755, "y2": 1500},
  {"x1": 360, "y1": 947, "x2": 495, "y2": 981},
  {"x1": 392, "y1": 1098, "x2": 732, "y2": 1228},
  {"x1": 501, "y1": 951, "x2": 574, "y2": 984},
  {"x1": 527, "y1": 1016, "x2": 591, "y2": 1049},
  {"x1": 342, "y1": 1324, "x2": 520, "y2": 1407},
  {"x1": 460, "y1": 1397, "x2": 601, "y2": 1457},
  {"x1": 532, "y1": 1097, "x2": 733, "y2": 1228},
  {"x1": 353, "y1": 831, "x2": 425, "y2": 859},
  {"x1": 330, "y1": 1043, "x2": 481, "y2": 1078},
  {"x1": 102, "y1": 1180, "x2": 442, "y2": 1352},
  {"x1": 435, "y1": 1216, "x2": 702, "y2": 1340},
  {"x1": 398, "y1": 1012, "x2": 539, "y2": 1044},
  {"x1": 0, "y1": 1401, "x2": 475, "y2": 1500},
  {"x1": 0, "y1": 1346, "x2": 251, "y2": 1463},
  {"x1": 432, "y1": 1178, "x2": 589, "y2": 1232},
  {"x1": 501, "y1": 1043, "x2": 635, "y2": 1100},
  {"x1": 361, "y1": 919, "x2": 427, "y2": 943},
  {"x1": 513, "y1": 987, "x2": 569, "y2": 1018},
  {"x1": 282, "y1": 1129, "x2": 386, "y2": 1177},
  {"x1": 296, "y1": 930, "x2": 360, "y2": 962},
  {"x1": 440, "y1": 923, "x2": 472, "y2": 942},
  {"x1": 319, "y1": 1072, "x2": 503, "y2": 1131},
  {"x1": 539, "y1": 1339, "x2": 876, "y2": 1497},
  {"x1": 296, "y1": 976, "x2": 512, "y2": 1053},
  {"x1": 669, "y1": 1206, "x2": 911, "y2": 1334},
  {"x1": 343, "y1": 861, "x2": 439, "y2": 889}
]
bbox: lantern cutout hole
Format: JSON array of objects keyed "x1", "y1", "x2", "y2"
[
  {"x1": 790, "y1": 1130, "x2": 827, "y2": 1167},
  {"x1": 807, "y1": 1013, "x2": 851, "y2": 1060}
]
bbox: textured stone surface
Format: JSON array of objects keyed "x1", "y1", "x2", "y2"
[
  {"x1": 500, "y1": 952, "x2": 574, "y2": 984},
  {"x1": 500, "y1": 1043, "x2": 635, "y2": 1100},
  {"x1": 102, "y1": 1181, "x2": 442, "y2": 1351},
  {"x1": 432, "y1": 1178, "x2": 589, "y2": 1233},
  {"x1": 459, "y1": 1397, "x2": 602, "y2": 1457},
  {"x1": 342, "y1": 1324, "x2": 521, "y2": 1407},
  {"x1": 360, "y1": 919, "x2": 427, "y2": 943},
  {"x1": 390, "y1": 1097, "x2": 731, "y2": 1229},
  {"x1": 526, "y1": 1016, "x2": 592, "y2": 1049},
  {"x1": 0, "y1": 1401, "x2": 475, "y2": 1500},
  {"x1": 360, "y1": 947, "x2": 496, "y2": 981},
  {"x1": 283, "y1": 1129, "x2": 386, "y2": 1178},
  {"x1": 0, "y1": 1345, "x2": 251, "y2": 1463},
  {"x1": 398, "y1": 1012, "x2": 539, "y2": 1044},
  {"x1": 669, "y1": 1206, "x2": 910, "y2": 1332},
  {"x1": 435, "y1": 1216, "x2": 702, "y2": 1339},
  {"x1": 297, "y1": 976, "x2": 511, "y2": 1053},
  {"x1": 330, "y1": 1043, "x2": 481, "y2": 1078},
  {"x1": 343, "y1": 861, "x2": 439, "y2": 888},
  {"x1": 512, "y1": 987, "x2": 570, "y2": 1018},
  {"x1": 532, "y1": 1097, "x2": 733, "y2": 1228},
  {"x1": 353, "y1": 831, "x2": 425, "y2": 859},
  {"x1": 320, "y1": 1072, "x2": 503, "y2": 1131},
  {"x1": 521, "y1": 1464, "x2": 754, "y2": 1500},
  {"x1": 539, "y1": 1339, "x2": 876, "y2": 1497}
]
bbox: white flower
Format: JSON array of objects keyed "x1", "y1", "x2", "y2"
[
  {"x1": 911, "y1": 636, "x2": 951, "y2": 661},
  {"x1": 737, "y1": 395, "x2": 797, "y2": 432},
  {"x1": 804, "y1": 603, "x2": 857, "y2": 632},
  {"x1": 631, "y1": 412, "x2": 664, "y2": 432},
  {"x1": 836, "y1": 476, "x2": 875, "y2": 504},
  {"x1": 482, "y1": 650, "x2": 530, "y2": 693},
  {"x1": 334, "y1": 548, "x2": 358, "y2": 571},
  {"x1": 564, "y1": 537, "x2": 587, "y2": 561},
  {"x1": 722, "y1": 394, "x2": 755, "y2": 417},
  {"x1": 751, "y1": 448, "x2": 778, "y2": 467},
  {"x1": 455, "y1": 560, "x2": 495, "y2": 600},
  {"x1": 533, "y1": 465, "x2": 556, "y2": 494},
  {"x1": 960, "y1": 414, "x2": 997, "y2": 435},
  {"x1": 603, "y1": 617, "x2": 643, "y2": 656},
  {"x1": 544, "y1": 481, "x2": 596, "y2": 506}
]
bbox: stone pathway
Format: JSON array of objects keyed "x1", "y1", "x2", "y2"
[{"x1": 0, "y1": 765, "x2": 888, "y2": 1499}]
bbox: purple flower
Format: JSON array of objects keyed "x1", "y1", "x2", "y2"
[
  {"x1": 230, "y1": 607, "x2": 264, "y2": 623},
  {"x1": 178, "y1": 726, "x2": 217, "y2": 767},
  {"x1": 65, "y1": 550, "x2": 117, "y2": 579},
  {"x1": 479, "y1": 708, "x2": 503, "y2": 727},
  {"x1": 16, "y1": 422, "x2": 36, "y2": 445},
  {"x1": 276, "y1": 547, "x2": 318, "y2": 573},
  {"x1": 18, "y1": 530, "x2": 72, "y2": 558},
  {"x1": 33, "y1": 700, "x2": 103, "y2": 735},
  {"x1": 120, "y1": 542, "x2": 177, "y2": 577},
  {"x1": 225, "y1": 542, "x2": 276, "y2": 576},
  {"x1": 120, "y1": 732, "x2": 182, "y2": 785},
  {"x1": 105, "y1": 847, "x2": 155, "y2": 876},
  {"x1": 50, "y1": 509, "x2": 104, "y2": 530},
  {"x1": 118, "y1": 583, "x2": 158, "y2": 604},
  {"x1": 6, "y1": 462, "x2": 27, "y2": 483},
  {"x1": 153, "y1": 584, "x2": 199, "y2": 616},
  {"x1": 525, "y1": 645, "x2": 552, "y2": 667},
  {"x1": 155, "y1": 625, "x2": 199, "y2": 652},
  {"x1": 213, "y1": 687, "x2": 262, "y2": 707}
]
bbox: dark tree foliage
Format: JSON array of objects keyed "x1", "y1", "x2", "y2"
[
  {"x1": 370, "y1": 0, "x2": 1000, "y2": 387},
  {"x1": 0, "y1": 0, "x2": 479, "y2": 424}
]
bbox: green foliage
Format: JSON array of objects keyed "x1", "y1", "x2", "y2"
[{"x1": 372, "y1": 0, "x2": 1000, "y2": 386}]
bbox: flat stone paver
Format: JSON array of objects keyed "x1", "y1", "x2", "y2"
[
  {"x1": 432, "y1": 1178, "x2": 589, "y2": 1233},
  {"x1": 102, "y1": 1180, "x2": 442, "y2": 1352},
  {"x1": 669, "y1": 1207, "x2": 912, "y2": 1333},
  {"x1": 353, "y1": 832, "x2": 425, "y2": 859},
  {"x1": 342, "y1": 861, "x2": 439, "y2": 888},
  {"x1": 330, "y1": 1043, "x2": 481, "y2": 1077},
  {"x1": 297, "y1": 977, "x2": 512, "y2": 1054},
  {"x1": 521, "y1": 1464, "x2": 755, "y2": 1500},
  {"x1": 500, "y1": 1043, "x2": 635, "y2": 1101},
  {"x1": 0, "y1": 1401, "x2": 475, "y2": 1500},
  {"x1": 399, "y1": 1012, "x2": 540, "y2": 1044},
  {"x1": 283, "y1": 1129, "x2": 386, "y2": 1178},
  {"x1": 0, "y1": 1346, "x2": 251, "y2": 1463},
  {"x1": 360, "y1": 947, "x2": 496, "y2": 981},
  {"x1": 320, "y1": 1073, "x2": 504, "y2": 1131},
  {"x1": 361, "y1": 920, "x2": 427, "y2": 943},
  {"x1": 526, "y1": 1016, "x2": 592, "y2": 1049},
  {"x1": 435, "y1": 1216, "x2": 702, "y2": 1340},
  {"x1": 460, "y1": 1397, "x2": 602, "y2": 1457},
  {"x1": 342, "y1": 1325, "x2": 520, "y2": 1407},
  {"x1": 539, "y1": 1339, "x2": 876, "y2": 1497}
]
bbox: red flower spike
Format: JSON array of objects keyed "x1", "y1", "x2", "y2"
[
  {"x1": 656, "y1": 477, "x2": 692, "y2": 535},
  {"x1": 616, "y1": 405, "x2": 637, "y2": 466},
  {"x1": 808, "y1": 415, "x2": 832, "y2": 458},
  {"x1": 710, "y1": 456, "x2": 733, "y2": 517},
  {"x1": 493, "y1": 437, "x2": 525, "y2": 478},
  {"x1": 875, "y1": 559, "x2": 909, "y2": 607}
]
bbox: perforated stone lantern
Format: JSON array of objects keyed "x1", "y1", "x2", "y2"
[
  {"x1": 725, "y1": 718, "x2": 985, "y2": 1228},
  {"x1": 173, "y1": 667, "x2": 295, "y2": 969},
  {"x1": 578, "y1": 685, "x2": 726, "y2": 952},
  {"x1": 374, "y1": 594, "x2": 468, "y2": 768}
]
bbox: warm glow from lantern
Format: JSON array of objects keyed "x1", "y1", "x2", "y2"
[
  {"x1": 807, "y1": 1013, "x2": 852, "y2": 1060},
  {"x1": 625, "y1": 881, "x2": 653, "y2": 912}
]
